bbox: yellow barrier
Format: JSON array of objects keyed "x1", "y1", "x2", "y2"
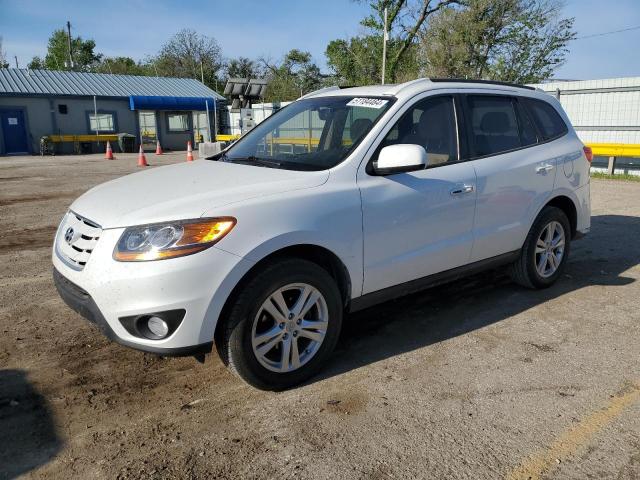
[
  {"x1": 47, "y1": 134, "x2": 120, "y2": 143},
  {"x1": 215, "y1": 134, "x2": 240, "y2": 142},
  {"x1": 586, "y1": 143, "x2": 640, "y2": 158},
  {"x1": 213, "y1": 135, "x2": 355, "y2": 148}
]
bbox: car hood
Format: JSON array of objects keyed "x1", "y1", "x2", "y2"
[{"x1": 70, "y1": 160, "x2": 329, "y2": 228}]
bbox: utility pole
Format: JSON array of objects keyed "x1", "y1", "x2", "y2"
[
  {"x1": 14, "y1": 56, "x2": 18, "y2": 69},
  {"x1": 381, "y1": 7, "x2": 388, "y2": 85},
  {"x1": 200, "y1": 60, "x2": 205, "y2": 84},
  {"x1": 66, "y1": 21, "x2": 74, "y2": 70}
]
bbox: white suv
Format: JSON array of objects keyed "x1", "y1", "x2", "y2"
[{"x1": 53, "y1": 79, "x2": 591, "y2": 390}]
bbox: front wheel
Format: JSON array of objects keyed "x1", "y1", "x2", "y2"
[
  {"x1": 510, "y1": 206, "x2": 571, "y2": 289},
  {"x1": 217, "y1": 259, "x2": 343, "y2": 390}
]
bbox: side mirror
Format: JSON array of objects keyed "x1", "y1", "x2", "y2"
[{"x1": 373, "y1": 144, "x2": 428, "y2": 175}]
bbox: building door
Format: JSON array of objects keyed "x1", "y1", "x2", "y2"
[
  {"x1": 138, "y1": 111, "x2": 157, "y2": 151},
  {"x1": 1, "y1": 110, "x2": 29, "y2": 154},
  {"x1": 192, "y1": 111, "x2": 209, "y2": 144}
]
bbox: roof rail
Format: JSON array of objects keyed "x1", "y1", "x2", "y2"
[{"x1": 429, "y1": 78, "x2": 536, "y2": 91}]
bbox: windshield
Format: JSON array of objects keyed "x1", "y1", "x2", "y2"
[{"x1": 215, "y1": 96, "x2": 394, "y2": 171}]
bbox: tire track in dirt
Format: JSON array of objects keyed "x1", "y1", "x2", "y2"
[{"x1": 0, "y1": 225, "x2": 58, "y2": 253}]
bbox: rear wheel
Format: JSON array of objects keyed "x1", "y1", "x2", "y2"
[
  {"x1": 510, "y1": 206, "x2": 571, "y2": 289},
  {"x1": 217, "y1": 259, "x2": 343, "y2": 390}
]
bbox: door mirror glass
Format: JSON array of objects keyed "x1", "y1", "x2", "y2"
[{"x1": 373, "y1": 144, "x2": 428, "y2": 175}]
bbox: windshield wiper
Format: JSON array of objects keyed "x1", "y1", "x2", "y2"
[{"x1": 225, "y1": 156, "x2": 283, "y2": 168}]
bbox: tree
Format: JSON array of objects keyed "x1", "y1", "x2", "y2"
[
  {"x1": 261, "y1": 50, "x2": 325, "y2": 101},
  {"x1": 419, "y1": 0, "x2": 575, "y2": 83},
  {"x1": 94, "y1": 56, "x2": 151, "y2": 76},
  {"x1": 326, "y1": 35, "x2": 419, "y2": 86},
  {"x1": 0, "y1": 37, "x2": 9, "y2": 68},
  {"x1": 326, "y1": 0, "x2": 459, "y2": 84},
  {"x1": 151, "y1": 29, "x2": 224, "y2": 91},
  {"x1": 27, "y1": 29, "x2": 102, "y2": 71},
  {"x1": 225, "y1": 56, "x2": 262, "y2": 79}
]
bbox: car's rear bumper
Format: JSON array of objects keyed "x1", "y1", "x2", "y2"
[{"x1": 53, "y1": 268, "x2": 212, "y2": 357}]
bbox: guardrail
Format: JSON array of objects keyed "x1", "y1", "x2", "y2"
[{"x1": 586, "y1": 143, "x2": 640, "y2": 175}]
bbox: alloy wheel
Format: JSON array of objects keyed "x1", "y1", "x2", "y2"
[
  {"x1": 251, "y1": 283, "x2": 328, "y2": 373},
  {"x1": 535, "y1": 220, "x2": 565, "y2": 278}
]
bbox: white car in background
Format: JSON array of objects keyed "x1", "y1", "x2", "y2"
[{"x1": 53, "y1": 78, "x2": 591, "y2": 390}]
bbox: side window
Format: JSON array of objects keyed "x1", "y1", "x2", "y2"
[
  {"x1": 378, "y1": 96, "x2": 458, "y2": 166},
  {"x1": 466, "y1": 95, "x2": 521, "y2": 157},
  {"x1": 514, "y1": 100, "x2": 538, "y2": 147},
  {"x1": 88, "y1": 112, "x2": 116, "y2": 133},
  {"x1": 525, "y1": 99, "x2": 568, "y2": 140}
]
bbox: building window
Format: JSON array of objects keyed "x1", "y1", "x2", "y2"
[
  {"x1": 58, "y1": 104, "x2": 68, "y2": 114},
  {"x1": 167, "y1": 112, "x2": 189, "y2": 132},
  {"x1": 88, "y1": 112, "x2": 115, "y2": 132}
]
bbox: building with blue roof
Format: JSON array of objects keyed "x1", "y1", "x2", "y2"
[{"x1": 0, "y1": 68, "x2": 225, "y2": 155}]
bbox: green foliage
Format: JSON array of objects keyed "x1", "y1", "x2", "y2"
[
  {"x1": 226, "y1": 57, "x2": 262, "y2": 79},
  {"x1": 420, "y1": 0, "x2": 576, "y2": 83},
  {"x1": 327, "y1": 0, "x2": 574, "y2": 86},
  {"x1": 590, "y1": 172, "x2": 640, "y2": 182},
  {"x1": 326, "y1": 35, "x2": 418, "y2": 85},
  {"x1": 262, "y1": 50, "x2": 325, "y2": 101},
  {"x1": 94, "y1": 56, "x2": 151, "y2": 76},
  {"x1": 27, "y1": 29, "x2": 102, "y2": 71}
]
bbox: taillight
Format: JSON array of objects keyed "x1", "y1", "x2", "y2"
[{"x1": 583, "y1": 145, "x2": 593, "y2": 163}]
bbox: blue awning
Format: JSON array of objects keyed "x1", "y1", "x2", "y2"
[{"x1": 129, "y1": 95, "x2": 216, "y2": 111}]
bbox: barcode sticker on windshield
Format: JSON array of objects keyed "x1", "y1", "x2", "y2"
[{"x1": 347, "y1": 98, "x2": 389, "y2": 109}]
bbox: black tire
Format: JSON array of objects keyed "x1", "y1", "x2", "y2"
[
  {"x1": 510, "y1": 206, "x2": 571, "y2": 289},
  {"x1": 216, "y1": 258, "x2": 343, "y2": 391}
]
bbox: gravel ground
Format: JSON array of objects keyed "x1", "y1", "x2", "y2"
[{"x1": 1, "y1": 153, "x2": 639, "y2": 480}]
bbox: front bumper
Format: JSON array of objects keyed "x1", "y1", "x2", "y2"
[
  {"x1": 52, "y1": 221, "x2": 256, "y2": 354},
  {"x1": 53, "y1": 268, "x2": 212, "y2": 356}
]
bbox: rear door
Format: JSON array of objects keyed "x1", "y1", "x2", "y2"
[
  {"x1": 1, "y1": 110, "x2": 29, "y2": 154},
  {"x1": 463, "y1": 94, "x2": 557, "y2": 262}
]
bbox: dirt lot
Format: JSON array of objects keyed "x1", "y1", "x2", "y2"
[{"x1": 1, "y1": 153, "x2": 639, "y2": 480}]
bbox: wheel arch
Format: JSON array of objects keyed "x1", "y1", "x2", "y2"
[
  {"x1": 213, "y1": 244, "x2": 352, "y2": 345},
  {"x1": 545, "y1": 194, "x2": 578, "y2": 238}
]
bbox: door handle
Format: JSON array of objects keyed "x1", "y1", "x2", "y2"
[
  {"x1": 450, "y1": 184, "x2": 474, "y2": 196},
  {"x1": 536, "y1": 163, "x2": 554, "y2": 174}
]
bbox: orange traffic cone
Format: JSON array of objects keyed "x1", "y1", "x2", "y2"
[
  {"x1": 105, "y1": 141, "x2": 115, "y2": 160},
  {"x1": 186, "y1": 141, "x2": 194, "y2": 162},
  {"x1": 137, "y1": 145, "x2": 148, "y2": 167},
  {"x1": 155, "y1": 140, "x2": 163, "y2": 155}
]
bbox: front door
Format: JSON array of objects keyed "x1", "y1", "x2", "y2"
[
  {"x1": 358, "y1": 95, "x2": 477, "y2": 295},
  {"x1": 1, "y1": 110, "x2": 29, "y2": 154}
]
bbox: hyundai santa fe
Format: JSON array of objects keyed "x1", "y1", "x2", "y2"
[{"x1": 53, "y1": 78, "x2": 591, "y2": 390}]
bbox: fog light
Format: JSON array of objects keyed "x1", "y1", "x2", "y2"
[{"x1": 147, "y1": 316, "x2": 169, "y2": 339}]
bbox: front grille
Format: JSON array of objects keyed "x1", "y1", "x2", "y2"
[{"x1": 55, "y1": 211, "x2": 102, "y2": 271}]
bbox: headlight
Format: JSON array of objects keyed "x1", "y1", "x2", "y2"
[{"x1": 113, "y1": 217, "x2": 236, "y2": 261}]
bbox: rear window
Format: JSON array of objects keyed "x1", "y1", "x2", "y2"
[
  {"x1": 466, "y1": 95, "x2": 521, "y2": 157},
  {"x1": 524, "y1": 99, "x2": 568, "y2": 140}
]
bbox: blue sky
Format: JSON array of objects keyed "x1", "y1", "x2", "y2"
[{"x1": 1, "y1": 0, "x2": 639, "y2": 80}]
